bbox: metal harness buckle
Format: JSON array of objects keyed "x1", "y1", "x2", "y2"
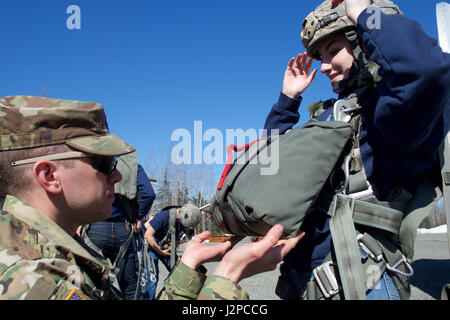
[
  {"x1": 333, "y1": 99, "x2": 361, "y2": 122},
  {"x1": 312, "y1": 261, "x2": 340, "y2": 298},
  {"x1": 357, "y1": 234, "x2": 383, "y2": 262},
  {"x1": 386, "y1": 256, "x2": 414, "y2": 277}
]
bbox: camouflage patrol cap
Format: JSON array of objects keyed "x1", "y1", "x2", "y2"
[
  {"x1": 301, "y1": 0, "x2": 402, "y2": 60},
  {"x1": 0, "y1": 96, "x2": 135, "y2": 156},
  {"x1": 179, "y1": 204, "x2": 201, "y2": 228}
]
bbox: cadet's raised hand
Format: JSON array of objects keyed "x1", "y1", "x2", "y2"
[
  {"x1": 331, "y1": 0, "x2": 344, "y2": 9},
  {"x1": 282, "y1": 52, "x2": 318, "y2": 100},
  {"x1": 331, "y1": 0, "x2": 371, "y2": 24}
]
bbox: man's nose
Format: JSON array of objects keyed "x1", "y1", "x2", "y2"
[{"x1": 109, "y1": 168, "x2": 122, "y2": 184}]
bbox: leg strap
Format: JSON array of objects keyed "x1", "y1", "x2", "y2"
[{"x1": 328, "y1": 194, "x2": 367, "y2": 300}]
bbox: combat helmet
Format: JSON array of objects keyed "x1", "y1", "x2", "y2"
[
  {"x1": 301, "y1": 0, "x2": 402, "y2": 93},
  {"x1": 301, "y1": 0, "x2": 402, "y2": 60},
  {"x1": 179, "y1": 204, "x2": 201, "y2": 228}
]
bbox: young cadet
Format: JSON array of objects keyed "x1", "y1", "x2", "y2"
[
  {"x1": 265, "y1": 0, "x2": 450, "y2": 300},
  {"x1": 0, "y1": 95, "x2": 301, "y2": 300}
]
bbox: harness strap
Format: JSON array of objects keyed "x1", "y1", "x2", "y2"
[
  {"x1": 307, "y1": 243, "x2": 387, "y2": 300},
  {"x1": 134, "y1": 235, "x2": 144, "y2": 299},
  {"x1": 352, "y1": 199, "x2": 403, "y2": 235},
  {"x1": 372, "y1": 230, "x2": 412, "y2": 300},
  {"x1": 399, "y1": 177, "x2": 442, "y2": 261},
  {"x1": 111, "y1": 223, "x2": 136, "y2": 276},
  {"x1": 328, "y1": 194, "x2": 366, "y2": 300},
  {"x1": 169, "y1": 208, "x2": 177, "y2": 269}
]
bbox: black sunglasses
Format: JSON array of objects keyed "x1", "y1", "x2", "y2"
[
  {"x1": 89, "y1": 156, "x2": 118, "y2": 176},
  {"x1": 11, "y1": 151, "x2": 117, "y2": 177}
]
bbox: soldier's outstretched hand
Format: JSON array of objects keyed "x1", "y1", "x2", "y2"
[
  {"x1": 181, "y1": 231, "x2": 232, "y2": 270},
  {"x1": 213, "y1": 225, "x2": 305, "y2": 284}
]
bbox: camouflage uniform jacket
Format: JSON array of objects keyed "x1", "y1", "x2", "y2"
[
  {"x1": 158, "y1": 260, "x2": 249, "y2": 300},
  {"x1": 0, "y1": 195, "x2": 123, "y2": 300}
]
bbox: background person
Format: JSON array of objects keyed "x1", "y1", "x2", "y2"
[{"x1": 143, "y1": 204, "x2": 201, "y2": 299}]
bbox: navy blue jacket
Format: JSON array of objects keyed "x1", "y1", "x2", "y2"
[
  {"x1": 149, "y1": 208, "x2": 183, "y2": 244},
  {"x1": 107, "y1": 164, "x2": 156, "y2": 222},
  {"x1": 265, "y1": 10, "x2": 450, "y2": 271}
]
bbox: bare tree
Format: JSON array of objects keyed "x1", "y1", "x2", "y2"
[{"x1": 144, "y1": 152, "x2": 218, "y2": 217}]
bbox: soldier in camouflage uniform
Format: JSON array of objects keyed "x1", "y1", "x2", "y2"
[
  {"x1": 0, "y1": 95, "x2": 301, "y2": 300},
  {"x1": 0, "y1": 95, "x2": 135, "y2": 299}
]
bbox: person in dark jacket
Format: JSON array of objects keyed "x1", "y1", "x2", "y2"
[
  {"x1": 265, "y1": 0, "x2": 449, "y2": 300},
  {"x1": 143, "y1": 204, "x2": 201, "y2": 299}
]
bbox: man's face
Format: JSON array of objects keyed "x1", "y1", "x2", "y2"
[
  {"x1": 318, "y1": 33, "x2": 355, "y2": 93},
  {"x1": 59, "y1": 156, "x2": 122, "y2": 225}
]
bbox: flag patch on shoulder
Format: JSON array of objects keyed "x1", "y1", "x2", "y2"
[{"x1": 65, "y1": 288, "x2": 87, "y2": 300}]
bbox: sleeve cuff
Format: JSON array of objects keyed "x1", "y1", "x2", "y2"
[
  {"x1": 278, "y1": 92, "x2": 302, "y2": 108},
  {"x1": 167, "y1": 260, "x2": 208, "y2": 296},
  {"x1": 197, "y1": 275, "x2": 249, "y2": 300}
]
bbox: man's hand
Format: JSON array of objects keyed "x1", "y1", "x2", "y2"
[
  {"x1": 282, "y1": 52, "x2": 317, "y2": 99},
  {"x1": 161, "y1": 246, "x2": 172, "y2": 257},
  {"x1": 181, "y1": 231, "x2": 232, "y2": 270},
  {"x1": 331, "y1": 0, "x2": 371, "y2": 25},
  {"x1": 135, "y1": 220, "x2": 143, "y2": 233},
  {"x1": 213, "y1": 225, "x2": 305, "y2": 284}
]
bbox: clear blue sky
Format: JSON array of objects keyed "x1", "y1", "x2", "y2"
[{"x1": 1, "y1": 0, "x2": 446, "y2": 179}]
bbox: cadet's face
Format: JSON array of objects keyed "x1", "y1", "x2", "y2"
[
  {"x1": 61, "y1": 157, "x2": 122, "y2": 224},
  {"x1": 318, "y1": 33, "x2": 354, "y2": 93}
]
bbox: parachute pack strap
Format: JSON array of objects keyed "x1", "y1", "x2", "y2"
[
  {"x1": 439, "y1": 132, "x2": 450, "y2": 251},
  {"x1": 112, "y1": 223, "x2": 136, "y2": 275},
  {"x1": 328, "y1": 194, "x2": 366, "y2": 300},
  {"x1": 169, "y1": 208, "x2": 177, "y2": 269},
  {"x1": 217, "y1": 138, "x2": 267, "y2": 190},
  {"x1": 371, "y1": 231, "x2": 412, "y2": 300},
  {"x1": 399, "y1": 178, "x2": 442, "y2": 260},
  {"x1": 118, "y1": 194, "x2": 138, "y2": 224},
  {"x1": 144, "y1": 240, "x2": 157, "y2": 277},
  {"x1": 80, "y1": 224, "x2": 106, "y2": 258},
  {"x1": 134, "y1": 235, "x2": 144, "y2": 299},
  {"x1": 352, "y1": 199, "x2": 403, "y2": 235}
]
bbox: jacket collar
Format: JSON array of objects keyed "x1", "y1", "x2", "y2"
[{"x1": 3, "y1": 194, "x2": 109, "y2": 273}]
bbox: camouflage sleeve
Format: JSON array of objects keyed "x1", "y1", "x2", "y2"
[
  {"x1": 157, "y1": 260, "x2": 208, "y2": 300},
  {"x1": 0, "y1": 260, "x2": 92, "y2": 300},
  {"x1": 197, "y1": 275, "x2": 249, "y2": 300}
]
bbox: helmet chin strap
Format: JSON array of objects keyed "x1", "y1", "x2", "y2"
[{"x1": 333, "y1": 30, "x2": 381, "y2": 97}]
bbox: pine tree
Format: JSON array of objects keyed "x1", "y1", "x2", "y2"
[{"x1": 152, "y1": 167, "x2": 171, "y2": 214}]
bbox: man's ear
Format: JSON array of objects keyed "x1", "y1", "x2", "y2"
[{"x1": 32, "y1": 160, "x2": 62, "y2": 194}]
